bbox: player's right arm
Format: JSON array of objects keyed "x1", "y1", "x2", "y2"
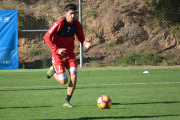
[{"x1": 44, "y1": 19, "x2": 64, "y2": 54}]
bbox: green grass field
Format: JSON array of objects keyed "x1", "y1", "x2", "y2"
[{"x1": 0, "y1": 66, "x2": 180, "y2": 120}]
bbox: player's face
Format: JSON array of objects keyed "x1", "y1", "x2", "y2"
[{"x1": 65, "y1": 10, "x2": 76, "y2": 23}]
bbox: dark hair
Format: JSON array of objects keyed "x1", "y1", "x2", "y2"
[{"x1": 65, "y1": 4, "x2": 77, "y2": 12}]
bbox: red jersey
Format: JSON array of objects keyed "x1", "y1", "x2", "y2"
[{"x1": 44, "y1": 18, "x2": 85, "y2": 57}]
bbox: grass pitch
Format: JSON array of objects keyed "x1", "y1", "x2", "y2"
[{"x1": 0, "y1": 66, "x2": 180, "y2": 120}]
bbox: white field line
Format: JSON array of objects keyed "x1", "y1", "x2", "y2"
[{"x1": 0, "y1": 82, "x2": 180, "y2": 89}]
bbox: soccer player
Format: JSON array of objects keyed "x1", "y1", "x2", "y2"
[{"x1": 44, "y1": 4, "x2": 91, "y2": 107}]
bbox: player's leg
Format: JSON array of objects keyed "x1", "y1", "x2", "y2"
[
  {"x1": 67, "y1": 68, "x2": 77, "y2": 96},
  {"x1": 63, "y1": 69, "x2": 77, "y2": 107},
  {"x1": 47, "y1": 66, "x2": 68, "y2": 84},
  {"x1": 53, "y1": 63, "x2": 68, "y2": 85},
  {"x1": 47, "y1": 57, "x2": 68, "y2": 85},
  {"x1": 47, "y1": 66, "x2": 55, "y2": 78},
  {"x1": 63, "y1": 54, "x2": 77, "y2": 107}
]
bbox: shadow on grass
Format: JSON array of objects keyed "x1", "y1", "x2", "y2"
[
  {"x1": 44, "y1": 114, "x2": 180, "y2": 120},
  {"x1": 0, "y1": 87, "x2": 67, "y2": 91},
  {"x1": 43, "y1": 101, "x2": 180, "y2": 119},
  {"x1": 0, "y1": 106, "x2": 53, "y2": 109},
  {"x1": 112, "y1": 101, "x2": 180, "y2": 105},
  {"x1": 0, "y1": 86, "x2": 101, "y2": 92}
]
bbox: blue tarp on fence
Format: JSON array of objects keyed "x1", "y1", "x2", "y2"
[{"x1": 0, "y1": 10, "x2": 19, "y2": 70}]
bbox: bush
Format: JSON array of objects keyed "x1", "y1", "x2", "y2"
[
  {"x1": 111, "y1": 52, "x2": 162, "y2": 66},
  {"x1": 152, "y1": 0, "x2": 180, "y2": 25}
]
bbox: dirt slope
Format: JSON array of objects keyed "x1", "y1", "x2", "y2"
[
  {"x1": 81, "y1": 0, "x2": 180, "y2": 65},
  {"x1": 1, "y1": 0, "x2": 180, "y2": 67}
]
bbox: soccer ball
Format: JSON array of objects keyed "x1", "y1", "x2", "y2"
[{"x1": 97, "y1": 95, "x2": 112, "y2": 109}]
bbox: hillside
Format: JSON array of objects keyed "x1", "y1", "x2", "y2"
[{"x1": 1, "y1": 0, "x2": 180, "y2": 68}]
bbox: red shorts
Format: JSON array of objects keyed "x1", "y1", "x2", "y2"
[{"x1": 52, "y1": 53, "x2": 77, "y2": 80}]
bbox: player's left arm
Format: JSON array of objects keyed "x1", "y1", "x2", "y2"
[
  {"x1": 83, "y1": 40, "x2": 91, "y2": 49},
  {"x1": 75, "y1": 20, "x2": 91, "y2": 49}
]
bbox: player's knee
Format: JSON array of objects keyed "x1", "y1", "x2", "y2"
[
  {"x1": 72, "y1": 72, "x2": 77, "y2": 78},
  {"x1": 68, "y1": 74, "x2": 76, "y2": 87},
  {"x1": 60, "y1": 78, "x2": 68, "y2": 85},
  {"x1": 70, "y1": 72, "x2": 77, "y2": 83},
  {"x1": 58, "y1": 72, "x2": 68, "y2": 85}
]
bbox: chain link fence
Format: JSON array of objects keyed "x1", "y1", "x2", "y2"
[{"x1": 0, "y1": 0, "x2": 180, "y2": 69}]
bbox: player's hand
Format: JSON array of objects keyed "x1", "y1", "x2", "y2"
[
  {"x1": 83, "y1": 41, "x2": 91, "y2": 49},
  {"x1": 58, "y1": 48, "x2": 67, "y2": 56}
]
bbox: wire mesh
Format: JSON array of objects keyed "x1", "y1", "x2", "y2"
[{"x1": 0, "y1": 0, "x2": 180, "y2": 69}]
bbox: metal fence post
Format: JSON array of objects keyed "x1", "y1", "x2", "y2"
[{"x1": 79, "y1": 0, "x2": 83, "y2": 67}]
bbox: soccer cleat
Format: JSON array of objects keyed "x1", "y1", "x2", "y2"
[
  {"x1": 63, "y1": 102, "x2": 75, "y2": 107},
  {"x1": 46, "y1": 66, "x2": 55, "y2": 79}
]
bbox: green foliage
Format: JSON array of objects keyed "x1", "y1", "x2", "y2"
[
  {"x1": 90, "y1": 60, "x2": 99, "y2": 67},
  {"x1": 0, "y1": 3, "x2": 16, "y2": 10},
  {"x1": 106, "y1": 43, "x2": 113, "y2": 47},
  {"x1": 41, "y1": 47, "x2": 51, "y2": 68},
  {"x1": 92, "y1": 50, "x2": 179, "y2": 67},
  {"x1": 90, "y1": 60, "x2": 105, "y2": 67},
  {"x1": 152, "y1": 0, "x2": 180, "y2": 25},
  {"x1": 104, "y1": 43, "x2": 114, "y2": 50},
  {"x1": 111, "y1": 52, "x2": 162, "y2": 66},
  {"x1": 45, "y1": 6, "x2": 50, "y2": 10},
  {"x1": 150, "y1": 0, "x2": 180, "y2": 39},
  {"x1": 165, "y1": 53, "x2": 180, "y2": 66},
  {"x1": 87, "y1": 7, "x2": 95, "y2": 17},
  {"x1": 172, "y1": 24, "x2": 180, "y2": 39},
  {"x1": 24, "y1": 43, "x2": 51, "y2": 68},
  {"x1": 25, "y1": 44, "x2": 40, "y2": 59},
  {"x1": 82, "y1": 24, "x2": 88, "y2": 31}
]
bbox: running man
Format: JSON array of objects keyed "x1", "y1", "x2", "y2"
[{"x1": 44, "y1": 4, "x2": 91, "y2": 107}]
